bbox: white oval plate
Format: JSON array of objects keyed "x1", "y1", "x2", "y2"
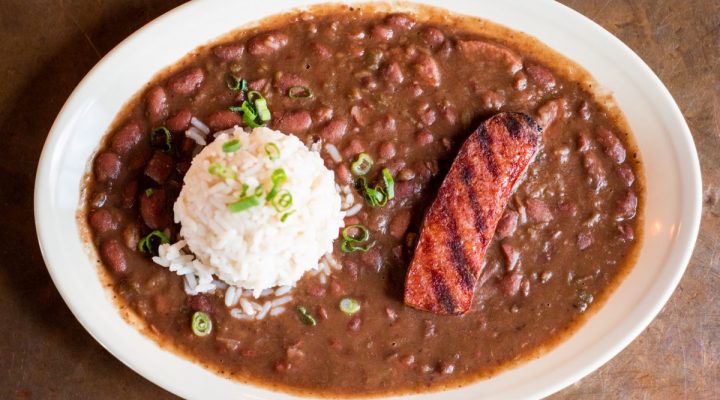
[{"x1": 34, "y1": 0, "x2": 701, "y2": 399}]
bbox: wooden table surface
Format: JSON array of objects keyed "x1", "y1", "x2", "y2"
[{"x1": 0, "y1": 1, "x2": 717, "y2": 398}]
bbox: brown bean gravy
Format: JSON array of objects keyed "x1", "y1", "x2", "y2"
[{"x1": 81, "y1": 3, "x2": 644, "y2": 396}]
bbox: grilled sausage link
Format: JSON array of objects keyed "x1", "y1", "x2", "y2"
[{"x1": 404, "y1": 112, "x2": 541, "y2": 314}]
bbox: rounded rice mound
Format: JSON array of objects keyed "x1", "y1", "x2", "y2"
[{"x1": 174, "y1": 126, "x2": 344, "y2": 296}]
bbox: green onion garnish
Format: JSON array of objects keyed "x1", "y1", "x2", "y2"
[
  {"x1": 340, "y1": 240, "x2": 375, "y2": 253},
  {"x1": 280, "y1": 210, "x2": 295, "y2": 222},
  {"x1": 228, "y1": 193, "x2": 261, "y2": 213},
  {"x1": 266, "y1": 168, "x2": 287, "y2": 201},
  {"x1": 382, "y1": 168, "x2": 395, "y2": 200},
  {"x1": 250, "y1": 91, "x2": 272, "y2": 122},
  {"x1": 265, "y1": 142, "x2": 280, "y2": 160},
  {"x1": 342, "y1": 224, "x2": 370, "y2": 243},
  {"x1": 288, "y1": 85, "x2": 313, "y2": 99},
  {"x1": 145, "y1": 188, "x2": 154, "y2": 197},
  {"x1": 230, "y1": 91, "x2": 272, "y2": 128},
  {"x1": 191, "y1": 311, "x2": 212, "y2": 337},
  {"x1": 208, "y1": 162, "x2": 236, "y2": 180},
  {"x1": 138, "y1": 230, "x2": 170, "y2": 256},
  {"x1": 296, "y1": 306, "x2": 317, "y2": 327},
  {"x1": 225, "y1": 73, "x2": 247, "y2": 92},
  {"x1": 351, "y1": 153, "x2": 373, "y2": 176},
  {"x1": 356, "y1": 177, "x2": 388, "y2": 207},
  {"x1": 222, "y1": 139, "x2": 241, "y2": 153},
  {"x1": 339, "y1": 298, "x2": 361, "y2": 315},
  {"x1": 228, "y1": 105, "x2": 243, "y2": 113},
  {"x1": 150, "y1": 126, "x2": 172, "y2": 152},
  {"x1": 272, "y1": 190, "x2": 293, "y2": 212}
]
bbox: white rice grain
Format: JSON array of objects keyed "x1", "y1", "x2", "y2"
[
  {"x1": 344, "y1": 203, "x2": 362, "y2": 217},
  {"x1": 256, "y1": 302, "x2": 272, "y2": 320},
  {"x1": 270, "y1": 306, "x2": 286, "y2": 316},
  {"x1": 324, "y1": 143, "x2": 342, "y2": 162},
  {"x1": 190, "y1": 117, "x2": 210, "y2": 135},
  {"x1": 240, "y1": 298, "x2": 256, "y2": 316},
  {"x1": 272, "y1": 296, "x2": 292, "y2": 307}
]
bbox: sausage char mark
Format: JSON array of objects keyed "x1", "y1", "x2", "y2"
[{"x1": 403, "y1": 112, "x2": 541, "y2": 314}]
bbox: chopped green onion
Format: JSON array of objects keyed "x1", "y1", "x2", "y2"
[
  {"x1": 225, "y1": 73, "x2": 247, "y2": 92},
  {"x1": 266, "y1": 168, "x2": 287, "y2": 201},
  {"x1": 272, "y1": 190, "x2": 293, "y2": 212},
  {"x1": 288, "y1": 85, "x2": 313, "y2": 99},
  {"x1": 208, "y1": 162, "x2": 236, "y2": 180},
  {"x1": 222, "y1": 139, "x2": 241, "y2": 153},
  {"x1": 254, "y1": 96, "x2": 271, "y2": 122},
  {"x1": 138, "y1": 230, "x2": 170, "y2": 256},
  {"x1": 351, "y1": 153, "x2": 373, "y2": 176},
  {"x1": 150, "y1": 126, "x2": 172, "y2": 152},
  {"x1": 240, "y1": 101, "x2": 260, "y2": 127},
  {"x1": 356, "y1": 177, "x2": 387, "y2": 207},
  {"x1": 191, "y1": 311, "x2": 212, "y2": 337},
  {"x1": 230, "y1": 91, "x2": 271, "y2": 128},
  {"x1": 340, "y1": 240, "x2": 375, "y2": 253},
  {"x1": 280, "y1": 210, "x2": 295, "y2": 222},
  {"x1": 296, "y1": 306, "x2": 317, "y2": 327},
  {"x1": 228, "y1": 105, "x2": 243, "y2": 113},
  {"x1": 145, "y1": 188, "x2": 154, "y2": 197},
  {"x1": 265, "y1": 142, "x2": 280, "y2": 160},
  {"x1": 339, "y1": 298, "x2": 361, "y2": 315},
  {"x1": 239, "y1": 183, "x2": 249, "y2": 197},
  {"x1": 227, "y1": 195, "x2": 261, "y2": 212},
  {"x1": 342, "y1": 225, "x2": 370, "y2": 243},
  {"x1": 381, "y1": 168, "x2": 395, "y2": 200}
]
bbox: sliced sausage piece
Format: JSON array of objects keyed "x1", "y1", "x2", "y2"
[
  {"x1": 274, "y1": 110, "x2": 312, "y2": 133},
  {"x1": 404, "y1": 112, "x2": 540, "y2": 314},
  {"x1": 94, "y1": 152, "x2": 121, "y2": 182},
  {"x1": 140, "y1": 189, "x2": 171, "y2": 229},
  {"x1": 166, "y1": 110, "x2": 192, "y2": 132},
  {"x1": 595, "y1": 127, "x2": 626, "y2": 164},
  {"x1": 111, "y1": 122, "x2": 143, "y2": 155},
  {"x1": 457, "y1": 40, "x2": 523, "y2": 73},
  {"x1": 167, "y1": 67, "x2": 204, "y2": 96},
  {"x1": 247, "y1": 31, "x2": 289, "y2": 56},
  {"x1": 145, "y1": 86, "x2": 167, "y2": 123},
  {"x1": 100, "y1": 239, "x2": 128, "y2": 275},
  {"x1": 207, "y1": 110, "x2": 243, "y2": 131},
  {"x1": 144, "y1": 151, "x2": 174, "y2": 184},
  {"x1": 212, "y1": 42, "x2": 244, "y2": 61}
]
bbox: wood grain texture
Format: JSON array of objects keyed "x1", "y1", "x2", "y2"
[{"x1": 0, "y1": 0, "x2": 716, "y2": 398}]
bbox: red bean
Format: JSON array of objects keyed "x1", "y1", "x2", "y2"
[
  {"x1": 480, "y1": 90, "x2": 505, "y2": 110},
  {"x1": 348, "y1": 315, "x2": 362, "y2": 332},
  {"x1": 419, "y1": 27, "x2": 445, "y2": 48},
  {"x1": 394, "y1": 180, "x2": 419, "y2": 200},
  {"x1": 596, "y1": 127, "x2": 626, "y2": 164},
  {"x1": 501, "y1": 243, "x2": 519, "y2": 270},
  {"x1": 167, "y1": 67, "x2": 204, "y2": 96},
  {"x1": 187, "y1": 294, "x2": 214, "y2": 315},
  {"x1": 335, "y1": 163, "x2": 352, "y2": 185},
  {"x1": 617, "y1": 165, "x2": 636, "y2": 187},
  {"x1": 145, "y1": 86, "x2": 168, "y2": 123},
  {"x1": 111, "y1": 122, "x2": 143, "y2": 155},
  {"x1": 342, "y1": 139, "x2": 364, "y2": 158},
  {"x1": 123, "y1": 223, "x2": 140, "y2": 250},
  {"x1": 496, "y1": 210, "x2": 519, "y2": 239},
  {"x1": 89, "y1": 209, "x2": 117, "y2": 233},
  {"x1": 616, "y1": 191, "x2": 638, "y2": 220},
  {"x1": 577, "y1": 231, "x2": 593, "y2": 250},
  {"x1": 321, "y1": 118, "x2": 348, "y2": 142},
  {"x1": 558, "y1": 201, "x2": 578, "y2": 217},
  {"x1": 360, "y1": 247, "x2": 382, "y2": 272},
  {"x1": 415, "y1": 129, "x2": 434, "y2": 146},
  {"x1": 166, "y1": 109, "x2": 192, "y2": 132},
  {"x1": 457, "y1": 40, "x2": 523, "y2": 73},
  {"x1": 212, "y1": 42, "x2": 244, "y2": 61},
  {"x1": 316, "y1": 305, "x2": 329, "y2": 321},
  {"x1": 535, "y1": 98, "x2": 567, "y2": 130},
  {"x1": 144, "y1": 151, "x2": 174, "y2": 184},
  {"x1": 247, "y1": 78, "x2": 268, "y2": 92},
  {"x1": 378, "y1": 141, "x2": 397, "y2": 160},
  {"x1": 370, "y1": 25, "x2": 394, "y2": 41},
  {"x1": 389, "y1": 210, "x2": 411, "y2": 239},
  {"x1": 122, "y1": 180, "x2": 138, "y2": 209},
  {"x1": 345, "y1": 261, "x2": 359, "y2": 281},
  {"x1": 578, "y1": 101, "x2": 591, "y2": 120},
  {"x1": 94, "y1": 152, "x2": 121, "y2": 182},
  {"x1": 618, "y1": 223, "x2": 635, "y2": 242},
  {"x1": 207, "y1": 110, "x2": 243, "y2": 131},
  {"x1": 525, "y1": 63, "x2": 556, "y2": 90},
  {"x1": 413, "y1": 54, "x2": 441, "y2": 87},
  {"x1": 373, "y1": 115, "x2": 396, "y2": 132},
  {"x1": 385, "y1": 13, "x2": 416, "y2": 30},
  {"x1": 274, "y1": 72, "x2": 308, "y2": 94},
  {"x1": 350, "y1": 105, "x2": 371, "y2": 127},
  {"x1": 247, "y1": 31, "x2": 289, "y2": 56},
  {"x1": 526, "y1": 198, "x2": 553, "y2": 223},
  {"x1": 577, "y1": 132, "x2": 592, "y2": 152},
  {"x1": 499, "y1": 271, "x2": 523, "y2": 296},
  {"x1": 275, "y1": 110, "x2": 312, "y2": 133},
  {"x1": 418, "y1": 106, "x2": 437, "y2": 126},
  {"x1": 582, "y1": 152, "x2": 608, "y2": 192},
  {"x1": 310, "y1": 42, "x2": 332, "y2": 59},
  {"x1": 100, "y1": 239, "x2": 127, "y2": 275},
  {"x1": 313, "y1": 106, "x2": 333, "y2": 124},
  {"x1": 140, "y1": 188, "x2": 171, "y2": 229},
  {"x1": 306, "y1": 285, "x2": 326, "y2": 297},
  {"x1": 380, "y1": 62, "x2": 404, "y2": 85}
]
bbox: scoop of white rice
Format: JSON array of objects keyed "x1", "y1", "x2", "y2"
[{"x1": 172, "y1": 126, "x2": 344, "y2": 296}]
